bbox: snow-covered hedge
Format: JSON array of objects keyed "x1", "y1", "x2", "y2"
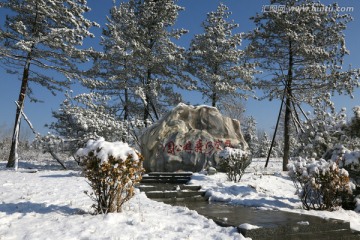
[
  {"x1": 76, "y1": 138, "x2": 144, "y2": 214},
  {"x1": 76, "y1": 137, "x2": 140, "y2": 164},
  {"x1": 323, "y1": 145, "x2": 360, "y2": 170},
  {"x1": 218, "y1": 147, "x2": 251, "y2": 182},
  {"x1": 288, "y1": 157, "x2": 354, "y2": 210}
]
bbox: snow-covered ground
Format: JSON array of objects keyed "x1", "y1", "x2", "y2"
[
  {"x1": 0, "y1": 158, "x2": 359, "y2": 239},
  {"x1": 190, "y1": 158, "x2": 360, "y2": 231},
  {"x1": 0, "y1": 166, "x2": 241, "y2": 240}
]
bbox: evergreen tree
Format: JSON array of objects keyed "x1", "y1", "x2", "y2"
[
  {"x1": 0, "y1": 0, "x2": 98, "y2": 168},
  {"x1": 188, "y1": 3, "x2": 255, "y2": 107},
  {"x1": 346, "y1": 106, "x2": 360, "y2": 139},
  {"x1": 242, "y1": 116, "x2": 259, "y2": 156},
  {"x1": 296, "y1": 100, "x2": 347, "y2": 158},
  {"x1": 90, "y1": 0, "x2": 193, "y2": 125},
  {"x1": 257, "y1": 131, "x2": 271, "y2": 158},
  {"x1": 219, "y1": 96, "x2": 245, "y2": 121},
  {"x1": 48, "y1": 92, "x2": 129, "y2": 154},
  {"x1": 246, "y1": 0, "x2": 360, "y2": 170}
]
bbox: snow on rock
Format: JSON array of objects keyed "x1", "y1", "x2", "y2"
[
  {"x1": 140, "y1": 103, "x2": 249, "y2": 172},
  {"x1": 238, "y1": 223, "x2": 260, "y2": 230},
  {"x1": 76, "y1": 137, "x2": 139, "y2": 164},
  {"x1": 297, "y1": 221, "x2": 310, "y2": 226}
]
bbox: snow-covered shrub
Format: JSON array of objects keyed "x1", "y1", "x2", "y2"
[
  {"x1": 324, "y1": 145, "x2": 360, "y2": 171},
  {"x1": 218, "y1": 147, "x2": 251, "y2": 182},
  {"x1": 76, "y1": 138, "x2": 144, "y2": 214},
  {"x1": 288, "y1": 157, "x2": 353, "y2": 211},
  {"x1": 295, "y1": 106, "x2": 347, "y2": 159},
  {"x1": 323, "y1": 145, "x2": 360, "y2": 188}
]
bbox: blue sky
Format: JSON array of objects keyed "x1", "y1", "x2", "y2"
[{"x1": 1, "y1": 0, "x2": 360, "y2": 138}]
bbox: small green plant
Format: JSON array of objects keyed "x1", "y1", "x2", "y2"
[
  {"x1": 218, "y1": 147, "x2": 251, "y2": 182},
  {"x1": 77, "y1": 138, "x2": 144, "y2": 214},
  {"x1": 288, "y1": 158, "x2": 353, "y2": 211}
]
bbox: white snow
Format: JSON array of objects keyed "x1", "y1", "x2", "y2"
[
  {"x1": 76, "y1": 137, "x2": 139, "y2": 164},
  {"x1": 0, "y1": 157, "x2": 359, "y2": 239},
  {"x1": 219, "y1": 147, "x2": 248, "y2": 160},
  {"x1": 297, "y1": 221, "x2": 310, "y2": 226},
  {"x1": 238, "y1": 223, "x2": 260, "y2": 230},
  {"x1": 189, "y1": 158, "x2": 360, "y2": 231},
  {"x1": 0, "y1": 164, "x2": 243, "y2": 240}
]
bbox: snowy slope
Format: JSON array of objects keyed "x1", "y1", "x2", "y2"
[
  {"x1": 1, "y1": 157, "x2": 359, "y2": 239},
  {"x1": 190, "y1": 158, "x2": 360, "y2": 232},
  {"x1": 0, "y1": 165, "x2": 243, "y2": 240}
]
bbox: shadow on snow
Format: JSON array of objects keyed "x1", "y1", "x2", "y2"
[{"x1": 0, "y1": 201, "x2": 86, "y2": 215}]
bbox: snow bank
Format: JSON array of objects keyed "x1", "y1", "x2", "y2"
[
  {"x1": 76, "y1": 137, "x2": 139, "y2": 164},
  {"x1": 0, "y1": 167, "x2": 245, "y2": 239},
  {"x1": 189, "y1": 158, "x2": 360, "y2": 231}
]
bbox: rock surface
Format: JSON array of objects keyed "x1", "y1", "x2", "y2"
[{"x1": 140, "y1": 103, "x2": 249, "y2": 172}]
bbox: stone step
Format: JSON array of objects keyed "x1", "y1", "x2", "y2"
[
  {"x1": 140, "y1": 177, "x2": 190, "y2": 184},
  {"x1": 137, "y1": 183, "x2": 201, "y2": 192},
  {"x1": 153, "y1": 195, "x2": 209, "y2": 203},
  {"x1": 144, "y1": 190, "x2": 207, "y2": 199},
  {"x1": 147, "y1": 172, "x2": 193, "y2": 177},
  {"x1": 138, "y1": 184, "x2": 201, "y2": 192},
  {"x1": 139, "y1": 172, "x2": 208, "y2": 201},
  {"x1": 141, "y1": 172, "x2": 193, "y2": 184}
]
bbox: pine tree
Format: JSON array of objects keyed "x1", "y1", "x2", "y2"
[
  {"x1": 347, "y1": 106, "x2": 360, "y2": 139},
  {"x1": 49, "y1": 92, "x2": 128, "y2": 142},
  {"x1": 88, "y1": 1, "x2": 139, "y2": 121},
  {"x1": 242, "y1": 116, "x2": 259, "y2": 156},
  {"x1": 218, "y1": 95, "x2": 246, "y2": 121},
  {"x1": 0, "y1": 0, "x2": 98, "y2": 168},
  {"x1": 296, "y1": 101, "x2": 347, "y2": 158},
  {"x1": 91, "y1": 0, "x2": 193, "y2": 125},
  {"x1": 246, "y1": 0, "x2": 360, "y2": 170},
  {"x1": 257, "y1": 131, "x2": 271, "y2": 158},
  {"x1": 188, "y1": 3, "x2": 255, "y2": 108}
]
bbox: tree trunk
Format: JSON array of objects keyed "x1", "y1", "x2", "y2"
[
  {"x1": 7, "y1": 4, "x2": 38, "y2": 169},
  {"x1": 212, "y1": 92, "x2": 217, "y2": 107},
  {"x1": 7, "y1": 56, "x2": 32, "y2": 168},
  {"x1": 283, "y1": 39, "x2": 293, "y2": 171},
  {"x1": 283, "y1": 93, "x2": 292, "y2": 171},
  {"x1": 143, "y1": 70, "x2": 152, "y2": 127},
  {"x1": 212, "y1": 67, "x2": 219, "y2": 108},
  {"x1": 124, "y1": 87, "x2": 129, "y2": 121},
  {"x1": 48, "y1": 149, "x2": 67, "y2": 170}
]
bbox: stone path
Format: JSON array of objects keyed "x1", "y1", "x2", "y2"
[
  {"x1": 172, "y1": 201, "x2": 360, "y2": 240},
  {"x1": 138, "y1": 173, "x2": 360, "y2": 239}
]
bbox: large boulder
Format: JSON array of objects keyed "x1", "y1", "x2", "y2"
[{"x1": 140, "y1": 103, "x2": 249, "y2": 172}]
